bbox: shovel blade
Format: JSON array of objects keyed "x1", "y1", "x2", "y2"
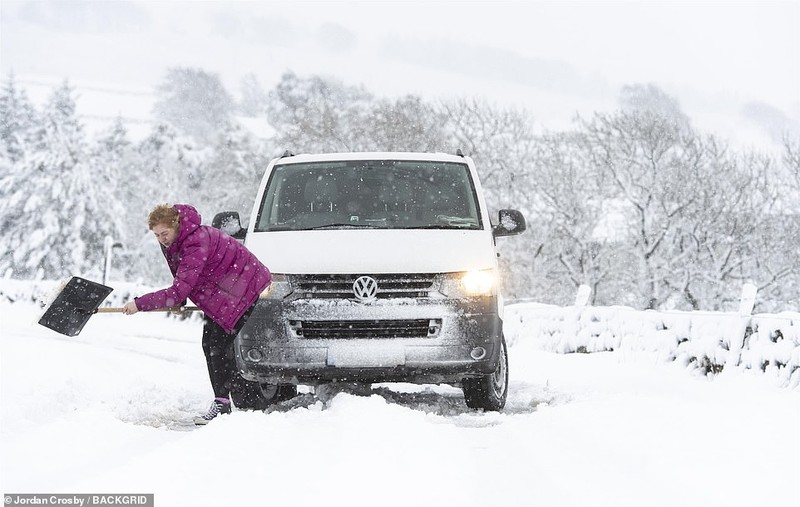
[{"x1": 38, "y1": 277, "x2": 113, "y2": 336}]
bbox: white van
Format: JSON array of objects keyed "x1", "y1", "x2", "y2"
[{"x1": 216, "y1": 151, "x2": 526, "y2": 410}]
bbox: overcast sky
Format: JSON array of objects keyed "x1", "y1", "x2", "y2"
[{"x1": 1, "y1": 0, "x2": 798, "y2": 139}]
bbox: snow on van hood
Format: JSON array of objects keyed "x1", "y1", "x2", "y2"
[{"x1": 245, "y1": 229, "x2": 497, "y2": 274}]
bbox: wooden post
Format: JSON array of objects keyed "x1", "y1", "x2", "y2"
[
  {"x1": 738, "y1": 283, "x2": 757, "y2": 316},
  {"x1": 726, "y1": 283, "x2": 757, "y2": 369},
  {"x1": 574, "y1": 284, "x2": 591, "y2": 307}
]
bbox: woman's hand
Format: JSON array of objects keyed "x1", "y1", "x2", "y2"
[{"x1": 122, "y1": 301, "x2": 139, "y2": 315}]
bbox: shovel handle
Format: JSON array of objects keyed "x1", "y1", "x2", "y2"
[{"x1": 95, "y1": 306, "x2": 201, "y2": 313}]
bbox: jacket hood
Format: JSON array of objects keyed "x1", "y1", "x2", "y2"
[{"x1": 169, "y1": 204, "x2": 202, "y2": 252}]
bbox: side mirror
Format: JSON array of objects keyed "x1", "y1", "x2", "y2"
[
  {"x1": 212, "y1": 211, "x2": 246, "y2": 240},
  {"x1": 493, "y1": 209, "x2": 526, "y2": 237}
]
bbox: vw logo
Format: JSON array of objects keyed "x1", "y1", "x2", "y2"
[{"x1": 353, "y1": 276, "x2": 378, "y2": 302}]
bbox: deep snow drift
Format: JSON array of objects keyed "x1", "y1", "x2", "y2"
[{"x1": 1, "y1": 293, "x2": 798, "y2": 507}]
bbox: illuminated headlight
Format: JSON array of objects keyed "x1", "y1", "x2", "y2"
[
  {"x1": 260, "y1": 274, "x2": 293, "y2": 299},
  {"x1": 461, "y1": 270, "x2": 497, "y2": 295},
  {"x1": 440, "y1": 269, "x2": 498, "y2": 297}
]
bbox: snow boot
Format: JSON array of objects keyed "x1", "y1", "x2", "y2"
[{"x1": 194, "y1": 398, "x2": 232, "y2": 425}]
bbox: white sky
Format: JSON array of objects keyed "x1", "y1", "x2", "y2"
[{"x1": 1, "y1": 0, "x2": 799, "y2": 139}]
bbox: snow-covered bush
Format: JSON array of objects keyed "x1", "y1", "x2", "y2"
[{"x1": 505, "y1": 303, "x2": 800, "y2": 388}]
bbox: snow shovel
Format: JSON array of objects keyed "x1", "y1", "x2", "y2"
[{"x1": 38, "y1": 276, "x2": 199, "y2": 337}]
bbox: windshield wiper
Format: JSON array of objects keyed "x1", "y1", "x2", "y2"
[
  {"x1": 260, "y1": 223, "x2": 381, "y2": 231},
  {"x1": 396, "y1": 224, "x2": 477, "y2": 230},
  {"x1": 306, "y1": 223, "x2": 382, "y2": 230}
]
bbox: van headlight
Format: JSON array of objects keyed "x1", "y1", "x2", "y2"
[
  {"x1": 260, "y1": 274, "x2": 293, "y2": 299},
  {"x1": 439, "y1": 269, "x2": 498, "y2": 297}
]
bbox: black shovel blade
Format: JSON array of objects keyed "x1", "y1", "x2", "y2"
[{"x1": 38, "y1": 277, "x2": 113, "y2": 336}]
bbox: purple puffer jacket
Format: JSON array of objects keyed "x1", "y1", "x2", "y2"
[{"x1": 135, "y1": 204, "x2": 271, "y2": 334}]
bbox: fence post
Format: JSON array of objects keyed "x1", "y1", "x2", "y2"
[
  {"x1": 574, "y1": 284, "x2": 591, "y2": 307},
  {"x1": 738, "y1": 283, "x2": 757, "y2": 316},
  {"x1": 102, "y1": 236, "x2": 124, "y2": 287},
  {"x1": 726, "y1": 283, "x2": 757, "y2": 369}
]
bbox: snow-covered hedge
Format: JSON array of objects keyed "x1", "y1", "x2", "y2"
[{"x1": 505, "y1": 302, "x2": 800, "y2": 388}]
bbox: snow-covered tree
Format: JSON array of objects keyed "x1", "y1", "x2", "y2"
[
  {"x1": 580, "y1": 111, "x2": 707, "y2": 309},
  {"x1": 267, "y1": 72, "x2": 448, "y2": 154},
  {"x1": 96, "y1": 116, "x2": 131, "y2": 158},
  {"x1": 368, "y1": 95, "x2": 446, "y2": 152},
  {"x1": 266, "y1": 71, "x2": 374, "y2": 152},
  {"x1": 521, "y1": 130, "x2": 628, "y2": 305},
  {"x1": 665, "y1": 141, "x2": 770, "y2": 310},
  {"x1": 437, "y1": 97, "x2": 536, "y2": 206},
  {"x1": 0, "y1": 81, "x2": 124, "y2": 280},
  {"x1": 0, "y1": 73, "x2": 38, "y2": 164},
  {"x1": 134, "y1": 121, "x2": 209, "y2": 198},
  {"x1": 619, "y1": 83, "x2": 690, "y2": 131},
  {"x1": 86, "y1": 117, "x2": 138, "y2": 281},
  {"x1": 576, "y1": 110, "x2": 788, "y2": 310},
  {"x1": 238, "y1": 73, "x2": 269, "y2": 118},
  {"x1": 783, "y1": 135, "x2": 800, "y2": 188},
  {"x1": 153, "y1": 67, "x2": 235, "y2": 144},
  {"x1": 191, "y1": 123, "x2": 270, "y2": 222}
]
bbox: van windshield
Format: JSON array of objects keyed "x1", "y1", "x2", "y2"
[{"x1": 254, "y1": 160, "x2": 483, "y2": 232}]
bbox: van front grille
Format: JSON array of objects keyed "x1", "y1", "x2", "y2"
[
  {"x1": 291, "y1": 273, "x2": 436, "y2": 299},
  {"x1": 291, "y1": 319, "x2": 440, "y2": 339}
]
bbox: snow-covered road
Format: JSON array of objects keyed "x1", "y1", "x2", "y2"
[{"x1": 1, "y1": 301, "x2": 798, "y2": 507}]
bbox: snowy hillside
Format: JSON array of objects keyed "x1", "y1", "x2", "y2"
[
  {"x1": 6, "y1": 0, "x2": 799, "y2": 153},
  {"x1": 1, "y1": 280, "x2": 798, "y2": 507}
]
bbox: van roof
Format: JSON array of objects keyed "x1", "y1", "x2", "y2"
[{"x1": 273, "y1": 152, "x2": 471, "y2": 165}]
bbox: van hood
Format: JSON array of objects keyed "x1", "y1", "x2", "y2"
[{"x1": 245, "y1": 229, "x2": 496, "y2": 274}]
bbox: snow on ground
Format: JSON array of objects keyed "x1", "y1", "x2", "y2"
[{"x1": 1, "y1": 298, "x2": 798, "y2": 507}]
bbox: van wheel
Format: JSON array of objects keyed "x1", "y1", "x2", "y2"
[
  {"x1": 462, "y1": 336, "x2": 508, "y2": 411},
  {"x1": 231, "y1": 379, "x2": 296, "y2": 410}
]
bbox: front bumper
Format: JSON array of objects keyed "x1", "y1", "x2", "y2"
[{"x1": 235, "y1": 296, "x2": 503, "y2": 385}]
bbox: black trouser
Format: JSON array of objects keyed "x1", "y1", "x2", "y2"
[{"x1": 201, "y1": 304, "x2": 255, "y2": 399}]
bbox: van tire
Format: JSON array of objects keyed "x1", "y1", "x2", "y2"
[
  {"x1": 231, "y1": 379, "x2": 296, "y2": 410},
  {"x1": 276, "y1": 384, "x2": 298, "y2": 402},
  {"x1": 462, "y1": 336, "x2": 508, "y2": 411}
]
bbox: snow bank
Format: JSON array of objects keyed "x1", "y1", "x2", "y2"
[
  {"x1": 2, "y1": 281, "x2": 799, "y2": 506},
  {"x1": 505, "y1": 303, "x2": 800, "y2": 388}
]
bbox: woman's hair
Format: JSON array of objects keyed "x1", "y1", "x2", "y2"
[{"x1": 148, "y1": 204, "x2": 180, "y2": 231}]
